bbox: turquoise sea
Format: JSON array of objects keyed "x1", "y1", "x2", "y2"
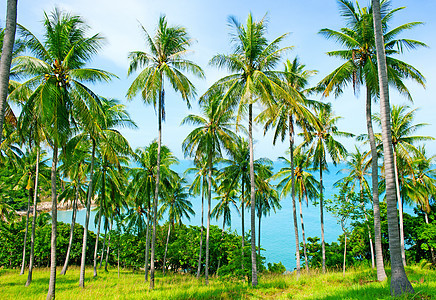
[{"x1": 56, "y1": 160, "x2": 411, "y2": 271}]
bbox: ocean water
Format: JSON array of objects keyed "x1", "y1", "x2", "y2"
[{"x1": 56, "y1": 161, "x2": 367, "y2": 271}]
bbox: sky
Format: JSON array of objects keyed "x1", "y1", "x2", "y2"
[{"x1": 2, "y1": 0, "x2": 435, "y2": 160}]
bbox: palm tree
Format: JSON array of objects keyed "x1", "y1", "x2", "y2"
[
  {"x1": 63, "y1": 97, "x2": 133, "y2": 283},
  {"x1": 257, "y1": 57, "x2": 317, "y2": 276},
  {"x1": 125, "y1": 146, "x2": 157, "y2": 282},
  {"x1": 374, "y1": 105, "x2": 433, "y2": 266},
  {"x1": 13, "y1": 9, "x2": 115, "y2": 296},
  {"x1": 127, "y1": 141, "x2": 178, "y2": 279},
  {"x1": 127, "y1": 15, "x2": 204, "y2": 289},
  {"x1": 402, "y1": 147, "x2": 436, "y2": 264},
  {"x1": 319, "y1": 0, "x2": 426, "y2": 280},
  {"x1": 371, "y1": 0, "x2": 414, "y2": 295},
  {"x1": 274, "y1": 150, "x2": 319, "y2": 272},
  {"x1": 182, "y1": 95, "x2": 237, "y2": 284},
  {"x1": 13, "y1": 148, "x2": 48, "y2": 275},
  {"x1": 218, "y1": 137, "x2": 249, "y2": 271},
  {"x1": 0, "y1": 0, "x2": 18, "y2": 143},
  {"x1": 184, "y1": 157, "x2": 209, "y2": 278},
  {"x1": 58, "y1": 142, "x2": 88, "y2": 275},
  {"x1": 299, "y1": 103, "x2": 353, "y2": 273},
  {"x1": 212, "y1": 177, "x2": 239, "y2": 271},
  {"x1": 335, "y1": 147, "x2": 375, "y2": 268},
  {"x1": 254, "y1": 161, "x2": 280, "y2": 258},
  {"x1": 212, "y1": 178, "x2": 239, "y2": 235},
  {"x1": 92, "y1": 125, "x2": 132, "y2": 276},
  {"x1": 204, "y1": 14, "x2": 292, "y2": 285},
  {"x1": 159, "y1": 176, "x2": 194, "y2": 275}
]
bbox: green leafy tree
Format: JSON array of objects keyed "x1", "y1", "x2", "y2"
[
  {"x1": 159, "y1": 176, "x2": 194, "y2": 275},
  {"x1": 182, "y1": 95, "x2": 236, "y2": 284},
  {"x1": 13, "y1": 9, "x2": 115, "y2": 296},
  {"x1": 257, "y1": 57, "x2": 317, "y2": 275},
  {"x1": 127, "y1": 15, "x2": 204, "y2": 289},
  {"x1": 298, "y1": 103, "x2": 353, "y2": 273},
  {"x1": 204, "y1": 13, "x2": 291, "y2": 286},
  {"x1": 375, "y1": 105, "x2": 433, "y2": 266},
  {"x1": 319, "y1": 0, "x2": 426, "y2": 281},
  {"x1": 371, "y1": 0, "x2": 414, "y2": 294},
  {"x1": 335, "y1": 147, "x2": 375, "y2": 268}
]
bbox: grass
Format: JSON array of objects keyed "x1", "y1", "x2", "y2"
[{"x1": 0, "y1": 265, "x2": 435, "y2": 299}]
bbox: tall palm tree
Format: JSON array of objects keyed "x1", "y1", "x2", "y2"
[
  {"x1": 212, "y1": 178, "x2": 239, "y2": 235},
  {"x1": 13, "y1": 9, "x2": 115, "y2": 297},
  {"x1": 274, "y1": 150, "x2": 319, "y2": 272},
  {"x1": 13, "y1": 148, "x2": 48, "y2": 275},
  {"x1": 184, "y1": 157, "x2": 209, "y2": 278},
  {"x1": 402, "y1": 147, "x2": 436, "y2": 264},
  {"x1": 92, "y1": 126, "x2": 132, "y2": 277},
  {"x1": 254, "y1": 161, "x2": 280, "y2": 258},
  {"x1": 335, "y1": 147, "x2": 375, "y2": 267},
  {"x1": 299, "y1": 103, "x2": 353, "y2": 273},
  {"x1": 182, "y1": 95, "x2": 237, "y2": 284},
  {"x1": 127, "y1": 15, "x2": 204, "y2": 289},
  {"x1": 70, "y1": 97, "x2": 134, "y2": 285},
  {"x1": 371, "y1": 0, "x2": 414, "y2": 295},
  {"x1": 0, "y1": 0, "x2": 18, "y2": 144},
  {"x1": 125, "y1": 146, "x2": 157, "y2": 282},
  {"x1": 204, "y1": 13, "x2": 292, "y2": 285},
  {"x1": 319, "y1": 0, "x2": 426, "y2": 280},
  {"x1": 218, "y1": 137, "x2": 249, "y2": 271},
  {"x1": 58, "y1": 142, "x2": 88, "y2": 275},
  {"x1": 128, "y1": 141, "x2": 178, "y2": 279},
  {"x1": 374, "y1": 105, "x2": 433, "y2": 266},
  {"x1": 159, "y1": 176, "x2": 194, "y2": 275},
  {"x1": 257, "y1": 57, "x2": 317, "y2": 276}
]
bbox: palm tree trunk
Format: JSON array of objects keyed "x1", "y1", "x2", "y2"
[
  {"x1": 196, "y1": 193, "x2": 204, "y2": 278},
  {"x1": 302, "y1": 194, "x2": 309, "y2": 272},
  {"x1": 100, "y1": 222, "x2": 108, "y2": 268},
  {"x1": 258, "y1": 212, "x2": 261, "y2": 258},
  {"x1": 47, "y1": 145, "x2": 58, "y2": 300},
  {"x1": 0, "y1": 0, "x2": 17, "y2": 144},
  {"x1": 93, "y1": 209, "x2": 102, "y2": 277},
  {"x1": 343, "y1": 229, "x2": 347, "y2": 277},
  {"x1": 205, "y1": 155, "x2": 212, "y2": 285},
  {"x1": 162, "y1": 224, "x2": 171, "y2": 275},
  {"x1": 117, "y1": 241, "x2": 120, "y2": 278},
  {"x1": 79, "y1": 138, "x2": 96, "y2": 288},
  {"x1": 393, "y1": 148, "x2": 406, "y2": 267},
  {"x1": 359, "y1": 180, "x2": 375, "y2": 269},
  {"x1": 366, "y1": 85, "x2": 387, "y2": 281},
  {"x1": 372, "y1": 1, "x2": 413, "y2": 295},
  {"x1": 241, "y1": 180, "x2": 245, "y2": 271},
  {"x1": 249, "y1": 104, "x2": 258, "y2": 287},
  {"x1": 144, "y1": 210, "x2": 151, "y2": 282},
  {"x1": 289, "y1": 115, "x2": 300, "y2": 277},
  {"x1": 20, "y1": 189, "x2": 32, "y2": 275},
  {"x1": 150, "y1": 82, "x2": 164, "y2": 290},
  {"x1": 217, "y1": 219, "x2": 225, "y2": 272},
  {"x1": 95, "y1": 167, "x2": 106, "y2": 276},
  {"x1": 60, "y1": 186, "x2": 78, "y2": 275},
  {"x1": 26, "y1": 147, "x2": 40, "y2": 286},
  {"x1": 424, "y1": 212, "x2": 436, "y2": 264},
  {"x1": 320, "y1": 160, "x2": 325, "y2": 274},
  {"x1": 104, "y1": 220, "x2": 112, "y2": 272}
]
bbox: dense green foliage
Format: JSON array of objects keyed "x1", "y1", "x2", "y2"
[
  {"x1": 302, "y1": 203, "x2": 436, "y2": 270},
  {"x1": 0, "y1": 215, "x2": 265, "y2": 276},
  {"x1": 0, "y1": 215, "x2": 96, "y2": 268}
]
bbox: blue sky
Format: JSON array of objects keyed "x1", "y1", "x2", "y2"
[{"x1": 2, "y1": 0, "x2": 435, "y2": 160}]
